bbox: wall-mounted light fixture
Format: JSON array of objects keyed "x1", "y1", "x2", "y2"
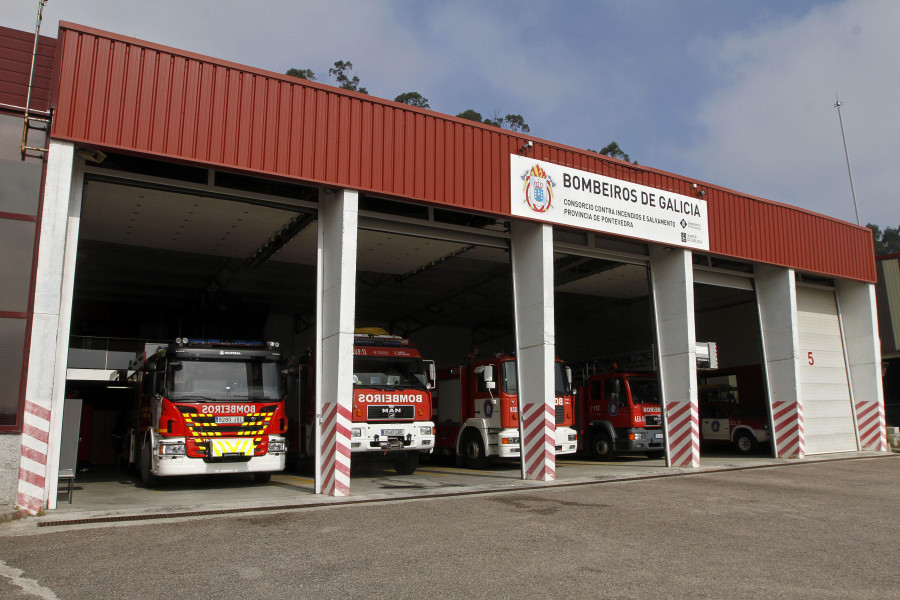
[
  {"x1": 697, "y1": 190, "x2": 707, "y2": 198},
  {"x1": 520, "y1": 140, "x2": 533, "y2": 154}
]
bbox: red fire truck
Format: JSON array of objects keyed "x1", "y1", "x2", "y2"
[
  {"x1": 575, "y1": 371, "x2": 665, "y2": 460},
  {"x1": 434, "y1": 354, "x2": 578, "y2": 468},
  {"x1": 123, "y1": 339, "x2": 288, "y2": 486},
  {"x1": 291, "y1": 331, "x2": 436, "y2": 475},
  {"x1": 575, "y1": 343, "x2": 717, "y2": 460}
]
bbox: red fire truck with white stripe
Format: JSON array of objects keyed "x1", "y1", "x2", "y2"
[
  {"x1": 291, "y1": 330, "x2": 436, "y2": 475},
  {"x1": 434, "y1": 354, "x2": 578, "y2": 468},
  {"x1": 123, "y1": 339, "x2": 288, "y2": 486}
]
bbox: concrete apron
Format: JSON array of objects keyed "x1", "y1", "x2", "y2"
[{"x1": 2, "y1": 451, "x2": 894, "y2": 530}]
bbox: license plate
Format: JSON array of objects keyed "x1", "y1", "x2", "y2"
[
  {"x1": 654, "y1": 433, "x2": 664, "y2": 439},
  {"x1": 381, "y1": 429, "x2": 404, "y2": 436},
  {"x1": 215, "y1": 416, "x2": 243, "y2": 424}
]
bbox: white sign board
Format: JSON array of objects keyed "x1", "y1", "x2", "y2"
[{"x1": 509, "y1": 155, "x2": 709, "y2": 250}]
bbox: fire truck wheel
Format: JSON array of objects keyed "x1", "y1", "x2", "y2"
[
  {"x1": 461, "y1": 431, "x2": 489, "y2": 469},
  {"x1": 734, "y1": 431, "x2": 758, "y2": 454},
  {"x1": 253, "y1": 472, "x2": 272, "y2": 484},
  {"x1": 392, "y1": 451, "x2": 420, "y2": 475},
  {"x1": 140, "y1": 438, "x2": 159, "y2": 487},
  {"x1": 589, "y1": 431, "x2": 616, "y2": 461}
]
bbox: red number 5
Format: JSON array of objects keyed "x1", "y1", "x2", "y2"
[{"x1": 808, "y1": 352, "x2": 814, "y2": 366}]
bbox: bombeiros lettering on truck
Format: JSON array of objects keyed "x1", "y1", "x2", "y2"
[
  {"x1": 433, "y1": 352, "x2": 578, "y2": 468},
  {"x1": 120, "y1": 338, "x2": 288, "y2": 486},
  {"x1": 288, "y1": 328, "x2": 436, "y2": 475}
]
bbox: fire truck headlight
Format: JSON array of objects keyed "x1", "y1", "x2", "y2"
[
  {"x1": 268, "y1": 439, "x2": 287, "y2": 453},
  {"x1": 501, "y1": 437, "x2": 520, "y2": 445},
  {"x1": 160, "y1": 443, "x2": 186, "y2": 456},
  {"x1": 568, "y1": 434, "x2": 577, "y2": 442},
  {"x1": 351, "y1": 427, "x2": 363, "y2": 438},
  {"x1": 419, "y1": 426, "x2": 433, "y2": 436},
  {"x1": 631, "y1": 432, "x2": 644, "y2": 440}
]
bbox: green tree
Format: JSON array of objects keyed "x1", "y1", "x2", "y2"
[
  {"x1": 285, "y1": 68, "x2": 316, "y2": 81},
  {"x1": 458, "y1": 110, "x2": 530, "y2": 133},
  {"x1": 591, "y1": 141, "x2": 636, "y2": 163},
  {"x1": 394, "y1": 92, "x2": 430, "y2": 108},
  {"x1": 329, "y1": 60, "x2": 368, "y2": 94},
  {"x1": 866, "y1": 223, "x2": 900, "y2": 255},
  {"x1": 456, "y1": 109, "x2": 484, "y2": 123}
]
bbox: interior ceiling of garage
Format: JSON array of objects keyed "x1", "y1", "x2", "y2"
[{"x1": 72, "y1": 163, "x2": 652, "y2": 343}]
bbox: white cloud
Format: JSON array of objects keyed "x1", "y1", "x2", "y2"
[{"x1": 674, "y1": 0, "x2": 900, "y2": 226}]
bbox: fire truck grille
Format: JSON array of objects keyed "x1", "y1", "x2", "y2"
[
  {"x1": 177, "y1": 404, "x2": 278, "y2": 436},
  {"x1": 645, "y1": 414, "x2": 661, "y2": 427},
  {"x1": 555, "y1": 406, "x2": 565, "y2": 424}
]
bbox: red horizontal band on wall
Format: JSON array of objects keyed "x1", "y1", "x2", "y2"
[{"x1": 49, "y1": 22, "x2": 875, "y2": 282}]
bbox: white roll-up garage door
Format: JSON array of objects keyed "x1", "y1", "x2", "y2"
[{"x1": 796, "y1": 286, "x2": 857, "y2": 454}]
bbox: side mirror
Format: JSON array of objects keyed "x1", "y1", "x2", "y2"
[
  {"x1": 424, "y1": 360, "x2": 436, "y2": 386},
  {"x1": 169, "y1": 361, "x2": 183, "y2": 372},
  {"x1": 565, "y1": 366, "x2": 573, "y2": 390},
  {"x1": 482, "y1": 365, "x2": 494, "y2": 383}
]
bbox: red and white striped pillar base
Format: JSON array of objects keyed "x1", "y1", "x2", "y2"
[
  {"x1": 771, "y1": 400, "x2": 805, "y2": 458},
  {"x1": 665, "y1": 400, "x2": 700, "y2": 468},
  {"x1": 520, "y1": 401, "x2": 556, "y2": 481},
  {"x1": 319, "y1": 401, "x2": 352, "y2": 496},
  {"x1": 17, "y1": 400, "x2": 52, "y2": 514},
  {"x1": 855, "y1": 399, "x2": 888, "y2": 451}
]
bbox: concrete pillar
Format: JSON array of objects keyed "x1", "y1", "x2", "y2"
[
  {"x1": 649, "y1": 246, "x2": 699, "y2": 468},
  {"x1": 836, "y1": 279, "x2": 889, "y2": 451},
  {"x1": 755, "y1": 265, "x2": 804, "y2": 458},
  {"x1": 315, "y1": 189, "x2": 358, "y2": 496},
  {"x1": 510, "y1": 220, "x2": 556, "y2": 481},
  {"x1": 18, "y1": 141, "x2": 83, "y2": 513}
]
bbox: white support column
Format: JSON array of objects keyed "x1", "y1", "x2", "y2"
[
  {"x1": 649, "y1": 246, "x2": 699, "y2": 468},
  {"x1": 511, "y1": 220, "x2": 556, "y2": 481},
  {"x1": 18, "y1": 140, "x2": 84, "y2": 513},
  {"x1": 836, "y1": 279, "x2": 889, "y2": 451},
  {"x1": 755, "y1": 265, "x2": 804, "y2": 459},
  {"x1": 315, "y1": 189, "x2": 358, "y2": 496}
]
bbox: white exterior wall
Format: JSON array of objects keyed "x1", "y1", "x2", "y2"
[
  {"x1": 315, "y1": 189, "x2": 358, "y2": 496},
  {"x1": 649, "y1": 246, "x2": 699, "y2": 468},
  {"x1": 836, "y1": 279, "x2": 889, "y2": 451},
  {"x1": 17, "y1": 141, "x2": 83, "y2": 514},
  {"x1": 510, "y1": 221, "x2": 556, "y2": 481}
]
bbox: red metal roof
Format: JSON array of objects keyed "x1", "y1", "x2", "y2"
[
  {"x1": 47, "y1": 22, "x2": 875, "y2": 282},
  {"x1": 0, "y1": 25, "x2": 56, "y2": 113}
]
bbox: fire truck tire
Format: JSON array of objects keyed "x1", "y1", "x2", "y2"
[
  {"x1": 392, "y1": 451, "x2": 420, "y2": 475},
  {"x1": 460, "y1": 431, "x2": 489, "y2": 469},
  {"x1": 139, "y1": 438, "x2": 159, "y2": 487},
  {"x1": 734, "y1": 431, "x2": 758, "y2": 454},
  {"x1": 589, "y1": 431, "x2": 616, "y2": 461},
  {"x1": 253, "y1": 472, "x2": 272, "y2": 483}
]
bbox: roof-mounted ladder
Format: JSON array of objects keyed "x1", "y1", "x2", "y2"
[{"x1": 20, "y1": 0, "x2": 50, "y2": 160}]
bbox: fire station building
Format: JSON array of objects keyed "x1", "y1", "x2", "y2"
[{"x1": 0, "y1": 22, "x2": 889, "y2": 516}]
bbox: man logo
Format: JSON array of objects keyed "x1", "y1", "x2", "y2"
[{"x1": 520, "y1": 164, "x2": 556, "y2": 213}]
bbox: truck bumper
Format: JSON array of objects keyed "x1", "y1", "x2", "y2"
[
  {"x1": 153, "y1": 437, "x2": 287, "y2": 477},
  {"x1": 492, "y1": 426, "x2": 578, "y2": 458},
  {"x1": 614, "y1": 429, "x2": 666, "y2": 452},
  {"x1": 555, "y1": 426, "x2": 578, "y2": 455},
  {"x1": 349, "y1": 422, "x2": 435, "y2": 453}
]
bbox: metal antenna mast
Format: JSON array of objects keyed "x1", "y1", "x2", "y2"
[{"x1": 834, "y1": 94, "x2": 860, "y2": 225}]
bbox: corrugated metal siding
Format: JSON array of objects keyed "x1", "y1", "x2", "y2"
[
  {"x1": 0, "y1": 25, "x2": 57, "y2": 112},
  {"x1": 876, "y1": 257, "x2": 900, "y2": 354},
  {"x1": 49, "y1": 22, "x2": 876, "y2": 282}
]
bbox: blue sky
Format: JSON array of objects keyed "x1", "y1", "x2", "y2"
[{"x1": 6, "y1": 0, "x2": 898, "y2": 228}]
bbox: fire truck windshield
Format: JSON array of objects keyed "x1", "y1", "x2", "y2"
[
  {"x1": 627, "y1": 376, "x2": 660, "y2": 405},
  {"x1": 353, "y1": 356, "x2": 428, "y2": 389},
  {"x1": 168, "y1": 359, "x2": 281, "y2": 400},
  {"x1": 499, "y1": 361, "x2": 571, "y2": 395}
]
